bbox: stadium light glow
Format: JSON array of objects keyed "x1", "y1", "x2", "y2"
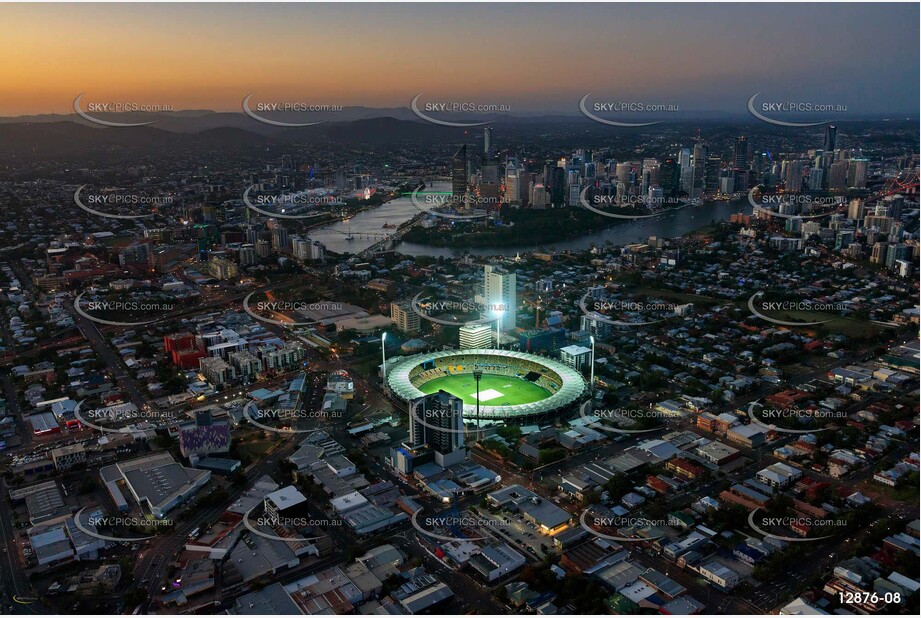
[
  {"x1": 589, "y1": 335, "x2": 595, "y2": 396},
  {"x1": 381, "y1": 331, "x2": 388, "y2": 381},
  {"x1": 493, "y1": 305, "x2": 504, "y2": 349}
]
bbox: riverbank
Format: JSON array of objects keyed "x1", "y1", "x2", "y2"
[
  {"x1": 400, "y1": 203, "x2": 656, "y2": 248},
  {"x1": 394, "y1": 197, "x2": 752, "y2": 258},
  {"x1": 301, "y1": 182, "x2": 417, "y2": 235}
]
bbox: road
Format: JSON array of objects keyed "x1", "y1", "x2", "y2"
[
  {"x1": 133, "y1": 430, "x2": 306, "y2": 608},
  {"x1": 0, "y1": 479, "x2": 50, "y2": 615},
  {"x1": 0, "y1": 375, "x2": 29, "y2": 451}
]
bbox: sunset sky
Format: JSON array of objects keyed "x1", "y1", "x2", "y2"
[{"x1": 1, "y1": 2, "x2": 918, "y2": 117}]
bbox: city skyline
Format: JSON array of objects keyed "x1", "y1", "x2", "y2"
[{"x1": 0, "y1": 2, "x2": 917, "y2": 617}]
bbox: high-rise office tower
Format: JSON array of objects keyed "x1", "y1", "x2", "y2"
[
  {"x1": 483, "y1": 126, "x2": 493, "y2": 154},
  {"x1": 615, "y1": 181, "x2": 627, "y2": 205},
  {"x1": 733, "y1": 136, "x2": 750, "y2": 170},
  {"x1": 335, "y1": 168, "x2": 348, "y2": 190},
  {"x1": 881, "y1": 194, "x2": 905, "y2": 220},
  {"x1": 847, "y1": 158, "x2": 869, "y2": 188},
  {"x1": 784, "y1": 160, "x2": 805, "y2": 192},
  {"x1": 409, "y1": 391, "x2": 466, "y2": 467},
  {"x1": 480, "y1": 155, "x2": 500, "y2": 185},
  {"x1": 505, "y1": 159, "x2": 522, "y2": 205},
  {"x1": 823, "y1": 125, "x2": 837, "y2": 154},
  {"x1": 678, "y1": 148, "x2": 692, "y2": 195},
  {"x1": 550, "y1": 166, "x2": 566, "y2": 206},
  {"x1": 705, "y1": 156, "x2": 721, "y2": 194},
  {"x1": 808, "y1": 168, "x2": 824, "y2": 191},
  {"x1": 615, "y1": 162, "x2": 633, "y2": 185},
  {"x1": 542, "y1": 160, "x2": 554, "y2": 186},
  {"x1": 568, "y1": 183, "x2": 581, "y2": 207},
  {"x1": 452, "y1": 144, "x2": 469, "y2": 202},
  {"x1": 660, "y1": 158, "x2": 680, "y2": 198},
  {"x1": 691, "y1": 143, "x2": 708, "y2": 197},
  {"x1": 529, "y1": 182, "x2": 549, "y2": 208},
  {"x1": 484, "y1": 264, "x2": 516, "y2": 331},
  {"x1": 828, "y1": 161, "x2": 849, "y2": 190}
]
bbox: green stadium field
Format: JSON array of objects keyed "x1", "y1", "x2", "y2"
[{"x1": 417, "y1": 373, "x2": 552, "y2": 407}]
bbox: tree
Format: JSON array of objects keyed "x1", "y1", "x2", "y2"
[
  {"x1": 603, "y1": 474, "x2": 632, "y2": 500},
  {"x1": 580, "y1": 490, "x2": 601, "y2": 508},
  {"x1": 538, "y1": 447, "x2": 566, "y2": 466}
]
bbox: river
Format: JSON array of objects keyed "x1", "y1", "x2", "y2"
[{"x1": 311, "y1": 181, "x2": 752, "y2": 257}]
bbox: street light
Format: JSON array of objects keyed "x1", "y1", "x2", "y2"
[
  {"x1": 589, "y1": 335, "x2": 595, "y2": 398},
  {"x1": 493, "y1": 306, "x2": 504, "y2": 349},
  {"x1": 381, "y1": 332, "x2": 388, "y2": 383}
]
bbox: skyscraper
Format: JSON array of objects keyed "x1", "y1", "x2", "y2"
[
  {"x1": 529, "y1": 182, "x2": 549, "y2": 208},
  {"x1": 885, "y1": 244, "x2": 911, "y2": 270},
  {"x1": 479, "y1": 151, "x2": 499, "y2": 183},
  {"x1": 828, "y1": 160, "x2": 849, "y2": 190},
  {"x1": 823, "y1": 125, "x2": 837, "y2": 154},
  {"x1": 847, "y1": 198, "x2": 865, "y2": 221},
  {"x1": 678, "y1": 148, "x2": 692, "y2": 195},
  {"x1": 483, "y1": 126, "x2": 493, "y2": 155},
  {"x1": 409, "y1": 391, "x2": 466, "y2": 467},
  {"x1": 871, "y1": 242, "x2": 888, "y2": 264},
  {"x1": 705, "y1": 156, "x2": 722, "y2": 193},
  {"x1": 808, "y1": 167, "x2": 824, "y2": 191},
  {"x1": 484, "y1": 264, "x2": 517, "y2": 331},
  {"x1": 550, "y1": 166, "x2": 566, "y2": 206},
  {"x1": 505, "y1": 158, "x2": 522, "y2": 206},
  {"x1": 691, "y1": 142, "x2": 708, "y2": 197},
  {"x1": 847, "y1": 158, "x2": 869, "y2": 188},
  {"x1": 452, "y1": 144, "x2": 469, "y2": 202},
  {"x1": 733, "y1": 136, "x2": 750, "y2": 170},
  {"x1": 784, "y1": 160, "x2": 805, "y2": 192},
  {"x1": 660, "y1": 158, "x2": 680, "y2": 198}
]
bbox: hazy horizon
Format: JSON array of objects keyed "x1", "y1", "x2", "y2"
[{"x1": 1, "y1": 2, "x2": 918, "y2": 117}]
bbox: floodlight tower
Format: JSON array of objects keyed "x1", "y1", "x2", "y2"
[{"x1": 473, "y1": 369, "x2": 483, "y2": 441}]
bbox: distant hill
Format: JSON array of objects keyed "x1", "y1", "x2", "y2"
[
  {"x1": 281, "y1": 117, "x2": 469, "y2": 143},
  {"x1": 0, "y1": 122, "x2": 272, "y2": 157},
  {"x1": 0, "y1": 116, "x2": 475, "y2": 157},
  {"x1": 0, "y1": 106, "x2": 423, "y2": 135}
]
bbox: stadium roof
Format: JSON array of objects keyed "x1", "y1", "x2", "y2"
[{"x1": 386, "y1": 349, "x2": 586, "y2": 419}]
